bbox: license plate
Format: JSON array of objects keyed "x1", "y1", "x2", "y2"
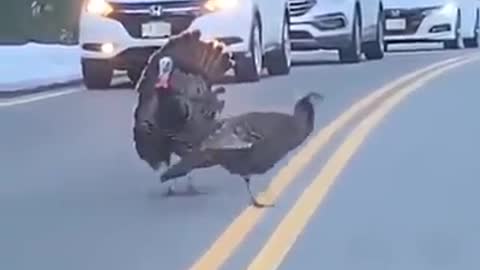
[
  {"x1": 386, "y1": 19, "x2": 406, "y2": 30},
  {"x1": 141, "y1": 21, "x2": 171, "y2": 38}
]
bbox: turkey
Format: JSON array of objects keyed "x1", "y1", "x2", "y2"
[
  {"x1": 133, "y1": 30, "x2": 233, "y2": 195},
  {"x1": 160, "y1": 92, "x2": 324, "y2": 207}
]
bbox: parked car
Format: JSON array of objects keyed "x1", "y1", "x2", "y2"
[
  {"x1": 79, "y1": 0, "x2": 291, "y2": 89},
  {"x1": 383, "y1": 0, "x2": 480, "y2": 50},
  {"x1": 288, "y1": 0, "x2": 385, "y2": 63}
]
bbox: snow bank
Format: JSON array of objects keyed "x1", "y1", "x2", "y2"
[{"x1": 0, "y1": 43, "x2": 82, "y2": 92}]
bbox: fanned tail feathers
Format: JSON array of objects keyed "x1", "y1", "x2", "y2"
[{"x1": 149, "y1": 30, "x2": 234, "y2": 83}]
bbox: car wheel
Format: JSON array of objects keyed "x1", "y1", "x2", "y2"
[
  {"x1": 234, "y1": 17, "x2": 262, "y2": 82},
  {"x1": 81, "y1": 58, "x2": 113, "y2": 90},
  {"x1": 265, "y1": 12, "x2": 291, "y2": 76},
  {"x1": 464, "y1": 10, "x2": 479, "y2": 48},
  {"x1": 444, "y1": 13, "x2": 463, "y2": 49},
  {"x1": 364, "y1": 8, "x2": 385, "y2": 60},
  {"x1": 339, "y1": 9, "x2": 361, "y2": 63}
]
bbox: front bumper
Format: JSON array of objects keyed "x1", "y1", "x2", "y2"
[
  {"x1": 288, "y1": 0, "x2": 353, "y2": 50},
  {"x1": 384, "y1": 6, "x2": 457, "y2": 42},
  {"x1": 79, "y1": 1, "x2": 252, "y2": 67}
]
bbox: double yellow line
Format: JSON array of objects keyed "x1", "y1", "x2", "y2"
[{"x1": 190, "y1": 54, "x2": 480, "y2": 270}]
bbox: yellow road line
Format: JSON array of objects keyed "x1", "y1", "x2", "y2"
[
  {"x1": 245, "y1": 56, "x2": 480, "y2": 270},
  {"x1": 188, "y1": 55, "x2": 466, "y2": 270}
]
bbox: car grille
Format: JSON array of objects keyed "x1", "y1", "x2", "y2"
[
  {"x1": 288, "y1": 0, "x2": 316, "y2": 17},
  {"x1": 107, "y1": 1, "x2": 205, "y2": 39},
  {"x1": 384, "y1": 7, "x2": 439, "y2": 35}
]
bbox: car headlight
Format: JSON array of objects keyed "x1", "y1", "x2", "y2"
[
  {"x1": 85, "y1": 0, "x2": 113, "y2": 16},
  {"x1": 438, "y1": 2, "x2": 456, "y2": 15},
  {"x1": 204, "y1": 0, "x2": 238, "y2": 12}
]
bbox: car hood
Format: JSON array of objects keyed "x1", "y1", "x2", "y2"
[{"x1": 383, "y1": 0, "x2": 455, "y2": 9}]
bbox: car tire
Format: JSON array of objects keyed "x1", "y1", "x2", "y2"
[
  {"x1": 444, "y1": 12, "x2": 463, "y2": 49},
  {"x1": 81, "y1": 59, "x2": 113, "y2": 90},
  {"x1": 339, "y1": 9, "x2": 362, "y2": 63},
  {"x1": 363, "y1": 8, "x2": 385, "y2": 60},
  {"x1": 265, "y1": 12, "x2": 291, "y2": 76},
  {"x1": 464, "y1": 10, "x2": 479, "y2": 48},
  {"x1": 234, "y1": 17, "x2": 262, "y2": 82}
]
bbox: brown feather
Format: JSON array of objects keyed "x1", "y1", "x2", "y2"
[
  {"x1": 132, "y1": 30, "x2": 231, "y2": 171},
  {"x1": 149, "y1": 30, "x2": 234, "y2": 83}
]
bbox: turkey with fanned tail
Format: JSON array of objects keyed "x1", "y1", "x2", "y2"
[
  {"x1": 132, "y1": 30, "x2": 234, "y2": 195},
  {"x1": 160, "y1": 92, "x2": 324, "y2": 207}
]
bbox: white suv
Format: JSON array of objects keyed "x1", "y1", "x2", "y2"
[
  {"x1": 79, "y1": 0, "x2": 291, "y2": 89},
  {"x1": 288, "y1": 0, "x2": 385, "y2": 63},
  {"x1": 383, "y1": 0, "x2": 480, "y2": 50}
]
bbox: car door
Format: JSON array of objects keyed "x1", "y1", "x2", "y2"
[{"x1": 253, "y1": 0, "x2": 286, "y2": 52}]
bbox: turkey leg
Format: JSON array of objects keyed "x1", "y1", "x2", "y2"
[{"x1": 243, "y1": 177, "x2": 274, "y2": 208}]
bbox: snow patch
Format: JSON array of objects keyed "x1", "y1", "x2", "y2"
[{"x1": 0, "y1": 43, "x2": 82, "y2": 92}]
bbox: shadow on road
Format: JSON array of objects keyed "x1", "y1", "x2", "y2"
[
  {"x1": 292, "y1": 59, "x2": 345, "y2": 66},
  {"x1": 146, "y1": 183, "x2": 218, "y2": 200},
  {"x1": 113, "y1": 82, "x2": 134, "y2": 89},
  {"x1": 387, "y1": 47, "x2": 445, "y2": 53}
]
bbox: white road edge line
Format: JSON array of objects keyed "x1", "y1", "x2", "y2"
[
  {"x1": 0, "y1": 88, "x2": 83, "y2": 107},
  {"x1": 0, "y1": 76, "x2": 130, "y2": 107}
]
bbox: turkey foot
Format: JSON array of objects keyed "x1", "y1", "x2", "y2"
[{"x1": 243, "y1": 177, "x2": 275, "y2": 208}]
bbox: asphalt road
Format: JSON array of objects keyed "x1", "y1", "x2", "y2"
[{"x1": 1, "y1": 45, "x2": 479, "y2": 270}]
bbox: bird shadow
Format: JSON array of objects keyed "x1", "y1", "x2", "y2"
[{"x1": 146, "y1": 183, "x2": 216, "y2": 200}]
